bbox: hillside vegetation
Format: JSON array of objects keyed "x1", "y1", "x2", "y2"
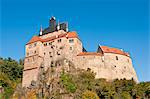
[{"x1": 0, "y1": 57, "x2": 150, "y2": 99}]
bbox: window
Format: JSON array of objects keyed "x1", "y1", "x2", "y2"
[
  {"x1": 49, "y1": 42, "x2": 52, "y2": 45},
  {"x1": 127, "y1": 59, "x2": 129, "y2": 63},
  {"x1": 34, "y1": 51, "x2": 36, "y2": 54},
  {"x1": 60, "y1": 46, "x2": 63, "y2": 49},
  {"x1": 44, "y1": 43, "x2": 47, "y2": 46},
  {"x1": 58, "y1": 39, "x2": 61, "y2": 43},
  {"x1": 69, "y1": 39, "x2": 74, "y2": 43},
  {"x1": 114, "y1": 65, "x2": 116, "y2": 68},
  {"x1": 116, "y1": 56, "x2": 118, "y2": 60},
  {"x1": 29, "y1": 44, "x2": 32, "y2": 48},
  {"x1": 57, "y1": 52, "x2": 60, "y2": 55},
  {"x1": 34, "y1": 43, "x2": 37, "y2": 47},
  {"x1": 70, "y1": 47, "x2": 73, "y2": 50},
  {"x1": 44, "y1": 52, "x2": 46, "y2": 55},
  {"x1": 27, "y1": 52, "x2": 29, "y2": 56}
]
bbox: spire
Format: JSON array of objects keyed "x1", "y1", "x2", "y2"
[
  {"x1": 40, "y1": 25, "x2": 42, "y2": 35},
  {"x1": 57, "y1": 20, "x2": 60, "y2": 30},
  {"x1": 66, "y1": 22, "x2": 68, "y2": 32}
]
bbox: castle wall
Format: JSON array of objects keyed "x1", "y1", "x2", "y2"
[
  {"x1": 22, "y1": 68, "x2": 38, "y2": 87},
  {"x1": 75, "y1": 55, "x2": 106, "y2": 78},
  {"x1": 41, "y1": 36, "x2": 82, "y2": 70},
  {"x1": 103, "y1": 53, "x2": 138, "y2": 82},
  {"x1": 23, "y1": 29, "x2": 138, "y2": 87}
]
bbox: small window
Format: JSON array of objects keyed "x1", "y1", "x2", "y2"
[
  {"x1": 27, "y1": 52, "x2": 29, "y2": 56},
  {"x1": 116, "y1": 56, "x2": 118, "y2": 60},
  {"x1": 49, "y1": 52, "x2": 51, "y2": 54},
  {"x1": 44, "y1": 52, "x2": 46, "y2": 55},
  {"x1": 60, "y1": 46, "x2": 63, "y2": 49},
  {"x1": 114, "y1": 65, "x2": 116, "y2": 68},
  {"x1": 57, "y1": 52, "x2": 60, "y2": 55},
  {"x1": 44, "y1": 43, "x2": 47, "y2": 46},
  {"x1": 34, "y1": 43, "x2": 37, "y2": 47},
  {"x1": 49, "y1": 42, "x2": 52, "y2": 45},
  {"x1": 70, "y1": 47, "x2": 73, "y2": 50},
  {"x1": 69, "y1": 39, "x2": 74, "y2": 43},
  {"x1": 127, "y1": 59, "x2": 129, "y2": 63},
  {"x1": 34, "y1": 51, "x2": 36, "y2": 54},
  {"x1": 29, "y1": 44, "x2": 32, "y2": 48},
  {"x1": 58, "y1": 39, "x2": 61, "y2": 43}
]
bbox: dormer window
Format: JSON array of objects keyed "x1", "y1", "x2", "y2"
[{"x1": 69, "y1": 39, "x2": 74, "y2": 43}]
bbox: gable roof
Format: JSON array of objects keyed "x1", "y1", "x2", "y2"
[
  {"x1": 27, "y1": 36, "x2": 42, "y2": 44},
  {"x1": 27, "y1": 31, "x2": 79, "y2": 45},
  {"x1": 66, "y1": 31, "x2": 78, "y2": 38},
  {"x1": 77, "y1": 52, "x2": 102, "y2": 56},
  {"x1": 99, "y1": 46, "x2": 130, "y2": 57}
]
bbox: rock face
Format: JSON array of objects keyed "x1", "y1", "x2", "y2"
[{"x1": 22, "y1": 17, "x2": 138, "y2": 87}]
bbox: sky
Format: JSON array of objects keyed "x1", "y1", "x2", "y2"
[{"x1": 0, "y1": 0, "x2": 149, "y2": 82}]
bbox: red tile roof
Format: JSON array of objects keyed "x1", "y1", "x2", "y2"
[
  {"x1": 27, "y1": 36, "x2": 43, "y2": 44},
  {"x1": 66, "y1": 31, "x2": 78, "y2": 38},
  {"x1": 27, "y1": 31, "x2": 78, "y2": 45},
  {"x1": 77, "y1": 52, "x2": 102, "y2": 56},
  {"x1": 100, "y1": 46, "x2": 130, "y2": 57}
]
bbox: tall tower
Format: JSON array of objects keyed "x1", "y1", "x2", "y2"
[
  {"x1": 49, "y1": 16, "x2": 56, "y2": 32},
  {"x1": 22, "y1": 36, "x2": 44, "y2": 87}
]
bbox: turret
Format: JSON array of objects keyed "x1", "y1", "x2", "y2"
[{"x1": 49, "y1": 16, "x2": 56, "y2": 32}]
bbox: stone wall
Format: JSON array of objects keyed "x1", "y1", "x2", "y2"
[
  {"x1": 23, "y1": 30, "x2": 138, "y2": 87},
  {"x1": 103, "y1": 53, "x2": 138, "y2": 82}
]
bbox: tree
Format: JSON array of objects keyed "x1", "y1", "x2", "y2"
[{"x1": 82, "y1": 90, "x2": 99, "y2": 99}]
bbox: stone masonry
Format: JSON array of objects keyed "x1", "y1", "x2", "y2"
[{"x1": 22, "y1": 17, "x2": 138, "y2": 87}]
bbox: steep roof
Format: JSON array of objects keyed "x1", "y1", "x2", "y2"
[
  {"x1": 27, "y1": 36, "x2": 42, "y2": 44},
  {"x1": 26, "y1": 31, "x2": 79, "y2": 45},
  {"x1": 66, "y1": 31, "x2": 78, "y2": 38},
  {"x1": 77, "y1": 52, "x2": 102, "y2": 56},
  {"x1": 99, "y1": 46, "x2": 130, "y2": 57}
]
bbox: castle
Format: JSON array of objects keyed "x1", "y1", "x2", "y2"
[{"x1": 22, "y1": 17, "x2": 138, "y2": 87}]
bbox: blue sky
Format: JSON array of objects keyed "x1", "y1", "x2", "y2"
[{"x1": 0, "y1": 0, "x2": 149, "y2": 82}]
